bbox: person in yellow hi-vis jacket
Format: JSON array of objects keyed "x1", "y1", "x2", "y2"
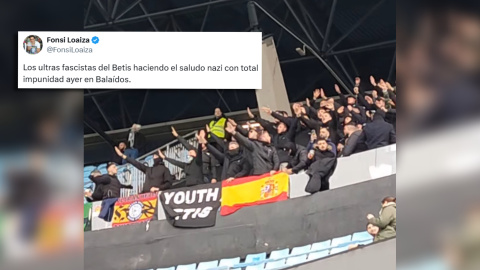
[
  {"x1": 208, "y1": 108, "x2": 227, "y2": 142},
  {"x1": 208, "y1": 108, "x2": 227, "y2": 180}
]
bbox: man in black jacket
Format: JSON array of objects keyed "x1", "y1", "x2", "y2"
[
  {"x1": 281, "y1": 142, "x2": 308, "y2": 174},
  {"x1": 361, "y1": 112, "x2": 396, "y2": 150},
  {"x1": 198, "y1": 134, "x2": 250, "y2": 182},
  {"x1": 305, "y1": 139, "x2": 337, "y2": 193},
  {"x1": 114, "y1": 146, "x2": 173, "y2": 193},
  {"x1": 225, "y1": 121, "x2": 279, "y2": 176},
  {"x1": 160, "y1": 127, "x2": 203, "y2": 187},
  {"x1": 89, "y1": 162, "x2": 133, "y2": 199},
  {"x1": 339, "y1": 123, "x2": 367, "y2": 157}
]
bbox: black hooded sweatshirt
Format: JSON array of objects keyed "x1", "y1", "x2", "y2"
[
  {"x1": 89, "y1": 174, "x2": 133, "y2": 199},
  {"x1": 207, "y1": 144, "x2": 251, "y2": 180},
  {"x1": 125, "y1": 157, "x2": 173, "y2": 193},
  {"x1": 165, "y1": 135, "x2": 204, "y2": 186},
  {"x1": 233, "y1": 131, "x2": 280, "y2": 175},
  {"x1": 361, "y1": 113, "x2": 396, "y2": 150}
]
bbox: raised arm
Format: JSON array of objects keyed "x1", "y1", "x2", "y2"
[
  {"x1": 206, "y1": 124, "x2": 227, "y2": 151},
  {"x1": 89, "y1": 174, "x2": 111, "y2": 185},
  {"x1": 171, "y1": 126, "x2": 195, "y2": 151},
  {"x1": 125, "y1": 157, "x2": 147, "y2": 173},
  {"x1": 206, "y1": 144, "x2": 226, "y2": 164}
]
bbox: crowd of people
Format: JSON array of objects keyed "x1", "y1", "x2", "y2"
[{"x1": 85, "y1": 76, "x2": 396, "y2": 202}]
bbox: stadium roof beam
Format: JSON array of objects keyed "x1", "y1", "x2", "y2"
[
  {"x1": 111, "y1": 0, "x2": 120, "y2": 19},
  {"x1": 84, "y1": 0, "x2": 93, "y2": 27},
  {"x1": 139, "y1": 2, "x2": 159, "y2": 31},
  {"x1": 347, "y1": 53, "x2": 359, "y2": 76},
  {"x1": 322, "y1": 0, "x2": 337, "y2": 52},
  {"x1": 115, "y1": 0, "x2": 142, "y2": 21},
  {"x1": 326, "y1": 0, "x2": 386, "y2": 54},
  {"x1": 93, "y1": 0, "x2": 111, "y2": 22},
  {"x1": 137, "y1": 90, "x2": 150, "y2": 124},
  {"x1": 283, "y1": 0, "x2": 319, "y2": 51},
  {"x1": 87, "y1": 89, "x2": 114, "y2": 130},
  {"x1": 200, "y1": 0, "x2": 212, "y2": 31},
  {"x1": 388, "y1": 49, "x2": 396, "y2": 82},
  {"x1": 216, "y1": 89, "x2": 232, "y2": 112},
  {"x1": 327, "y1": 39, "x2": 396, "y2": 56},
  {"x1": 85, "y1": 0, "x2": 247, "y2": 30},
  {"x1": 249, "y1": 1, "x2": 353, "y2": 96},
  {"x1": 334, "y1": 55, "x2": 354, "y2": 88}
]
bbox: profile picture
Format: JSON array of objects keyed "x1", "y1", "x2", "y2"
[{"x1": 23, "y1": 35, "x2": 43, "y2": 54}]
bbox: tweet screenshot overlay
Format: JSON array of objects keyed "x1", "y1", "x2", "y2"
[{"x1": 18, "y1": 32, "x2": 262, "y2": 89}]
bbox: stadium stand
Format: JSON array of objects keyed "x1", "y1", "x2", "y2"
[{"x1": 145, "y1": 230, "x2": 373, "y2": 270}]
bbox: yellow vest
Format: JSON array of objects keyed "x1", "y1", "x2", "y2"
[{"x1": 209, "y1": 117, "x2": 226, "y2": 138}]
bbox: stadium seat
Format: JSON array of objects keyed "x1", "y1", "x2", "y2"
[
  {"x1": 218, "y1": 257, "x2": 240, "y2": 270},
  {"x1": 177, "y1": 264, "x2": 196, "y2": 270},
  {"x1": 155, "y1": 268, "x2": 174, "y2": 270},
  {"x1": 145, "y1": 155, "x2": 154, "y2": 161},
  {"x1": 84, "y1": 165, "x2": 96, "y2": 172},
  {"x1": 265, "y1": 248, "x2": 289, "y2": 269},
  {"x1": 97, "y1": 163, "x2": 107, "y2": 170},
  {"x1": 330, "y1": 235, "x2": 352, "y2": 255},
  {"x1": 196, "y1": 260, "x2": 218, "y2": 270},
  {"x1": 308, "y1": 240, "x2": 331, "y2": 261},
  {"x1": 286, "y1": 244, "x2": 311, "y2": 266},
  {"x1": 99, "y1": 168, "x2": 108, "y2": 175},
  {"x1": 352, "y1": 231, "x2": 374, "y2": 245},
  {"x1": 245, "y1": 252, "x2": 267, "y2": 270}
]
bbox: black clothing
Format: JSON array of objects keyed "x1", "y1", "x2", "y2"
[
  {"x1": 207, "y1": 144, "x2": 251, "y2": 180},
  {"x1": 341, "y1": 130, "x2": 368, "y2": 157},
  {"x1": 361, "y1": 114, "x2": 396, "y2": 150},
  {"x1": 305, "y1": 150, "x2": 337, "y2": 193},
  {"x1": 289, "y1": 144, "x2": 309, "y2": 173},
  {"x1": 90, "y1": 174, "x2": 133, "y2": 199},
  {"x1": 202, "y1": 150, "x2": 219, "y2": 182},
  {"x1": 126, "y1": 130, "x2": 147, "y2": 156},
  {"x1": 233, "y1": 132, "x2": 280, "y2": 175},
  {"x1": 165, "y1": 135, "x2": 203, "y2": 186},
  {"x1": 125, "y1": 157, "x2": 173, "y2": 193}
]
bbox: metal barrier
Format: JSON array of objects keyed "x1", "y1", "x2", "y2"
[
  {"x1": 86, "y1": 141, "x2": 396, "y2": 199},
  {"x1": 105, "y1": 131, "x2": 198, "y2": 198}
]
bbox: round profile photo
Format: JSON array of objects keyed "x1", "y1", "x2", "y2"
[{"x1": 23, "y1": 35, "x2": 43, "y2": 54}]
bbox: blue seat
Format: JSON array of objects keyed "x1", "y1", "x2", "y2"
[
  {"x1": 265, "y1": 248, "x2": 289, "y2": 269},
  {"x1": 177, "y1": 264, "x2": 196, "y2": 270},
  {"x1": 286, "y1": 244, "x2": 311, "y2": 266},
  {"x1": 308, "y1": 240, "x2": 331, "y2": 261},
  {"x1": 218, "y1": 257, "x2": 240, "y2": 270},
  {"x1": 145, "y1": 155, "x2": 154, "y2": 161},
  {"x1": 155, "y1": 267, "x2": 175, "y2": 270},
  {"x1": 99, "y1": 168, "x2": 107, "y2": 175},
  {"x1": 352, "y1": 231, "x2": 374, "y2": 245},
  {"x1": 330, "y1": 235, "x2": 352, "y2": 255},
  {"x1": 245, "y1": 252, "x2": 267, "y2": 270},
  {"x1": 97, "y1": 163, "x2": 107, "y2": 169},
  {"x1": 197, "y1": 260, "x2": 218, "y2": 270},
  {"x1": 84, "y1": 165, "x2": 96, "y2": 172}
]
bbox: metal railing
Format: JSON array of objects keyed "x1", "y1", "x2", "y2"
[{"x1": 117, "y1": 131, "x2": 198, "y2": 197}]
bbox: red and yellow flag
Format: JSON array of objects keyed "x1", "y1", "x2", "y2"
[
  {"x1": 221, "y1": 172, "x2": 289, "y2": 216},
  {"x1": 112, "y1": 192, "x2": 157, "y2": 227}
]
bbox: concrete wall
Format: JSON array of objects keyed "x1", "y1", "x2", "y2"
[{"x1": 84, "y1": 175, "x2": 395, "y2": 270}]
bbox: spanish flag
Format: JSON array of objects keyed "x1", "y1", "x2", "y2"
[{"x1": 221, "y1": 172, "x2": 289, "y2": 216}]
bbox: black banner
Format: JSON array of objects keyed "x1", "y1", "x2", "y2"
[{"x1": 159, "y1": 182, "x2": 222, "y2": 228}]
